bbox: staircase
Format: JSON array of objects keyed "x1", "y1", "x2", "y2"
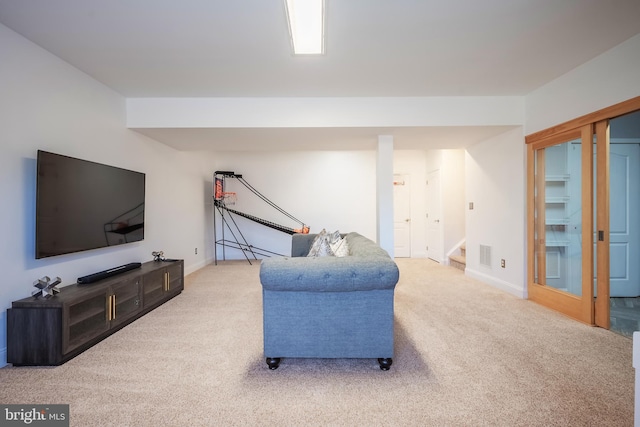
[{"x1": 449, "y1": 244, "x2": 466, "y2": 271}]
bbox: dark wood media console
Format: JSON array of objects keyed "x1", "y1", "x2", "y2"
[{"x1": 7, "y1": 260, "x2": 184, "y2": 366}]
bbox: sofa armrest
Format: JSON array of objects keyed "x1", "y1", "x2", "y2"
[{"x1": 259, "y1": 256, "x2": 399, "y2": 292}]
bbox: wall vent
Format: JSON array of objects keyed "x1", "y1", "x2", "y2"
[{"x1": 480, "y1": 245, "x2": 492, "y2": 267}]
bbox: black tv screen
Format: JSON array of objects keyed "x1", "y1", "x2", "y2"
[{"x1": 36, "y1": 150, "x2": 145, "y2": 259}]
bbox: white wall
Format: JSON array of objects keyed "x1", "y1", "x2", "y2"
[
  {"x1": 519, "y1": 34, "x2": 640, "y2": 297},
  {"x1": 463, "y1": 33, "x2": 640, "y2": 301},
  {"x1": 128, "y1": 96, "x2": 524, "y2": 129},
  {"x1": 376, "y1": 136, "x2": 395, "y2": 256},
  {"x1": 211, "y1": 151, "x2": 377, "y2": 260},
  {"x1": 526, "y1": 33, "x2": 640, "y2": 134},
  {"x1": 0, "y1": 24, "x2": 214, "y2": 367},
  {"x1": 465, "y1": 127, "x2": 526, "y2": 297},
  {"x1": 213, "y1": 148, "x2": 464, "y2": 263},
  {"x1": 423, "y1": 149, "x2": 466, "y2": 263},
  {"x1": 442, "y1": 150, "x2": 466, "y2": 258}
]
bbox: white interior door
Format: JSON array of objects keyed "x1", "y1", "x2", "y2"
[
  {"x1": 426, "y1": 170, "x2": 443, "y2": 263},
  {"x1": 609, "y1": 143, "x2": 640, "y2": 297},
  {"x1": 393, "y1": 174, "x2": 411, "y2": 258}
]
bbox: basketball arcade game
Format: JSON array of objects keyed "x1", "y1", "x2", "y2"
[{"x1": 213, "y1": 171, "x2": 310, "y2": 265}]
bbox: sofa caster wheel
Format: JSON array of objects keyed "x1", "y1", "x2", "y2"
[
  {"x1": 266, "y1": 357, "x2": 281, "y2": 370},
  {"x1": 378, "y1": 358, "x2": 392, "y2": 371}
]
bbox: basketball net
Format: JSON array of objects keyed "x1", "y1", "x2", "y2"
[{"x1": 221, "y1": 192, "x2": 237, "y2": 206}]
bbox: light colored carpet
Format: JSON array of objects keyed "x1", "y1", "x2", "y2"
[{"x1": 0, "y1": 259, "x2": 634, "y2": 426}]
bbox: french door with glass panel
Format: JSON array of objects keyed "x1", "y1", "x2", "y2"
[
  {"x1": 527, "y1": 97, "x2": 640, "y2": 326},
  {"x1": 527, "y1": 125, "x2": 594, "y2": 324}
]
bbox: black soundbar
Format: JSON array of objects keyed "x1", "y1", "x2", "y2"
[{"x1": 77, "y1": 262, "x2": 142, "y2": 284}]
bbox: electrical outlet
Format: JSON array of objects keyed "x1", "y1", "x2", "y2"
[
  {"x1": 195, "y1": 248, "x2": 198, "y2": 255},
  {"x1": 501, "y1": 259, "x2": 505, "y2": 268}
]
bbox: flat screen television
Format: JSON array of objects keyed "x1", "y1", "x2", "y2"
[{"x1": 35, "y1": 150, "x2": 145, "y2": 259}]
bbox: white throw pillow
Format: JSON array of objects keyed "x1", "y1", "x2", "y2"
[
  {"x1": 313, "y1": 237, "x2": 335, "y2": 257},
  {"x1": 307, "y1": 229, "x2": 335, "y2": 257},
  {"x1": 330, "y1": 236, "x2": 349, "y2": 257}
]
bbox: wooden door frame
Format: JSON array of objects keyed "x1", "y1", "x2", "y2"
[
  {"x1": 527, "y1": 126, "x2": 594, "y2": 324},
  {"x1": 594, "y1": 120, "x2": 610, "y2": 328},
  {"x1": 526, "y1": 95, "x2": 640, "y2": 326}
]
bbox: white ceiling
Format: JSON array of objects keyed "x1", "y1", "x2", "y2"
[{"x1": 2, "y1": 0, "x2": 639, "y2": 151}]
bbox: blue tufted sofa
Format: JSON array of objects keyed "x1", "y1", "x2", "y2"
[{"x1": 259, "y1": 232, "x2": 400, "y2": 370}]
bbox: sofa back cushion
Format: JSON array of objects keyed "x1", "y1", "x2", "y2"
[
  {"x1": 291, "y1": 233, "x2": 317, "y2": 257},
  {"x1": 292, "y1": 232, "x2": 389, "y2": 258},
  {"x1": 345, "y1": 232, "x2": 392, "y2": 258}
]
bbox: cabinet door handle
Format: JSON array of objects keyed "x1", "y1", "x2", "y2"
[
  {"x1": 112, "y1": 295, "x2": 116, "y2": 320},
  {"x1": 107, "y1": 295, "x2": 112, "y2": 322}
]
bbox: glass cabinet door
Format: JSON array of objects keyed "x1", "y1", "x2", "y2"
[
  {"x1": 143, "y1": 268, "x2": 166, "y2": 307},
  {"x1": 65, "y1": 290, "x2": 109, "y2": 353},
  {"x1": 110, "y1": 278, "x2": 142, "y2": 328}
]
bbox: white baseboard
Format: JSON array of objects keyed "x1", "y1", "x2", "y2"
[
  {"x1": 465, "y1": 268, "x2": 526, "y2": 299},
  {"x1": 185, "y1": 259, "x2": 210, "y2": 276}
]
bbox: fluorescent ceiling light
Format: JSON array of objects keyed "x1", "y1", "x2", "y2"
[{"x1": 285, "y1": 0, "x2": 325, "y2": 55}]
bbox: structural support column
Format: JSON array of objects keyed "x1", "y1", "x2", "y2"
[{"x1": 377, "y1": 135, "x2": 394, "y2": 257}]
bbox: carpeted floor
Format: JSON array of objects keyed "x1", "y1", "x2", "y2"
[{"x1": 0, "y1": 259, "x2": 634, "y2": 426}]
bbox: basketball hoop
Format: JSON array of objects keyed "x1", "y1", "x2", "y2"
[
  {"x1": 221, "y1": 192, "x2": 237, "y2": 205},
  {"x1": 214, "y1": 178, "x2": 224, "y2": 200},
  {"x1": 293, "y1": 225, "x2": 310, "y2": 234}
]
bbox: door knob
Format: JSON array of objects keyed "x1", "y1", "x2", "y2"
[{"x1": 405, "y1": 219, "x2": 411, "y2": 223}]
